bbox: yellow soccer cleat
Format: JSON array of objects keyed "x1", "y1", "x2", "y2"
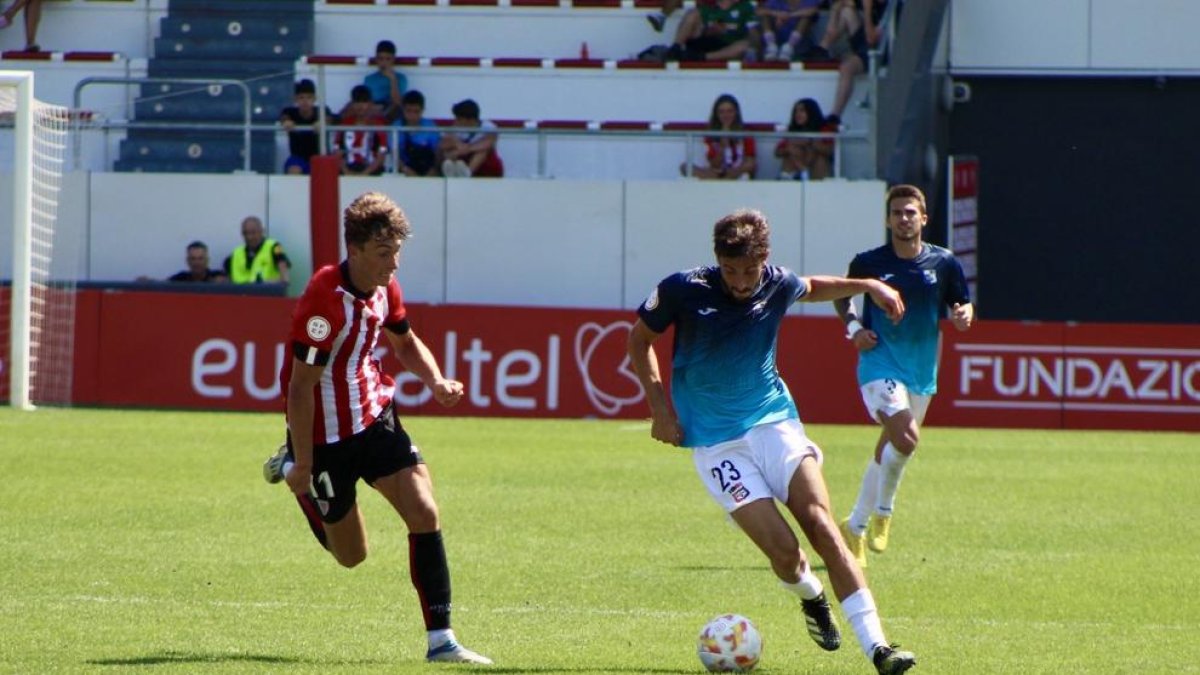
[
  {"x1": 868, "y1": 514, "x2": 892, "y2": 553},
  {"x1": 840, "y1": 518, "x2": 868, "y2": 568}
]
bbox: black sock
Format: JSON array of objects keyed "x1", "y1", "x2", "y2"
[{"x1": 409, "y1": 531, "x2": 452, "y2": 630}]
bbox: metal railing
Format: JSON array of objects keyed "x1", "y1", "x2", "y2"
[
  {"x1": 63, "y1": 118, "x2": 865, "y2": 179},
  {"x1": 72, "y1": 76, "x2": 253, "y2": 171}
]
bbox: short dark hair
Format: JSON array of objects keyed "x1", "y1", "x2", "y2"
[
  {"x1": 451, "y1": 98, "x2": 480, "y2": 120},
  {"x1": 713, "y1": 209, "x2": 771, "y2": 260},
  {"x1": 294, "y1": 79, "x2": 316, "y2": 95},
  {"x1": 886, "y1": 184, "x2": 927, "y2": 215},
  {"x1": 375, "y1": 40, "x2": 397, "y2": 55},
  {"x1": 351, "y1": 84, "x2": 372, "y2": 103},
  {"x1": 186, "y1": 240, "x2": 208, "y2": 251},
  {"x1": 402, "y1": 90, "x2": 425, "y2": 107},
  {"x1": 343, "y1": 192, "x2": 412, "y2": 247}
]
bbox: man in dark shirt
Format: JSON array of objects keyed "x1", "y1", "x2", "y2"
[{"x1": 169, "y1": 241, "x2": 227, "y2": 283}]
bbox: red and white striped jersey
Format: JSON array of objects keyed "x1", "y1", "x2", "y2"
[{"x1": 282, "y1": 262, "x2": 407, "y2": 444}]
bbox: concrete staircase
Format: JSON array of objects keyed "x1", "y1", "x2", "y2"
[{"x1": 115, "y1": 0, "x2": 313, "y2": 173}]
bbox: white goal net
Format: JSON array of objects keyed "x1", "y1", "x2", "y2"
[{"x1": 1, "y1": 71, "x2": 74, "y2": 410}]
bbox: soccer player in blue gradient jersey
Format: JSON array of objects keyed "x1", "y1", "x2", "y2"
[
  {"x1": 834, "y1": 184, "x2": 974, "y2": 567},
  {"x1": 628, "y1": 209, "x2": 918, "y2": 675}
]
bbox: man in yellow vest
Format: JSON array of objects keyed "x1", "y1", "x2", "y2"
[{"x1": 225, "y1": 216, "x2": 291, "y2": 285}]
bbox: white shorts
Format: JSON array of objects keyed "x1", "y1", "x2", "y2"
[
  {"x1": 860, "y1": 378, "x2": 931, "y2": 425},
  {"x1": 691, "y1": 419, "x2": 824, "y2": 513}
]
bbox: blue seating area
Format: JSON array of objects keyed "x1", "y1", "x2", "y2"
[{"x1": 115, "y1": 0, "x2": 313, "y2": 173}]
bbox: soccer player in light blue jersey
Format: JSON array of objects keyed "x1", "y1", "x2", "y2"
[
  {"x1": 834, "y1": 184, "x2": 974, "y2": 567},
  {"x1": 628, "y1": 209, "x2": 917, "y2": 675}
]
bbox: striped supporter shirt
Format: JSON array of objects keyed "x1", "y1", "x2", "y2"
[{"x1": 281, "y1": 262, "x2": 407, "y2": 444}]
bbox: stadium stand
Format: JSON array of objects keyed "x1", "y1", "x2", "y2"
[{"x1": 0, "y1": 0, "x2": 873, "y2": 177}]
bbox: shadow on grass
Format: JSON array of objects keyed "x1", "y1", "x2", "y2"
[
  {"x1": 678, "y1": 563, "x2": 828, "y2": 573},
  {"x1": 481, "y1": 669, "x2": 696, "y2": 674},
  {"x1": 85, "y1": 651, "x2": 382, "y2": 667},
  {"x1": 480, "y1": 662, "x2": 696, "y2": 667}
]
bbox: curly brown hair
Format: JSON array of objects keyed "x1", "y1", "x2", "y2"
[
  {"x1": 343, "y1": 192, "x2": 412, "y2": 247},
  {"x1": 713, "y1": 209, "x2": 771, "y2": 260}
]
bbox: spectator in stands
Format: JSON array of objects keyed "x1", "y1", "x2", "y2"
[
  {"x1": 395, "y1": 90, "x2": 440, "y2": 177},
  {"x1": 0, "y1": 0, "x2": 43, "y2": 52},
  {"x1": 758, "y1": 0, "x2": 821, "y2": 62},
  {"x1": 665, "y1": 0, "x2": 760, "y2": 63},
  {"x1": 683, "y1": 94, "x2": 757, "y2": 180},
  {"x1": 169, "y1": 241, "x2": 228, "y2": 283},
  {"x1": 806, "y1": 0, "x2": 888, "y2": 124},
  {"x1": 438, "y1": 99, "x2": 504, "y2": 179},
  {"x1": 280, "y1": 79, "x2": 337, "y2": 175},
  {"x1": 336, "y1": 85, "x2": 389, "y2": 177},
  {"x1": 364, "y1": 39, "x2": 406, "y2": 121},
  {"x1": 645, "y1": 0, "x2": 682, "y2": 33},
  {"x1": 775, "y1": 97, "x2": 835, "y2": 180},
  {"x1": 224, "y1": 216, "x2": 291, "y2": 285}
]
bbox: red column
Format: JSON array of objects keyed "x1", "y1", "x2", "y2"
[{"x1": 309, "y1": 155, "x2": 341, "y2": 270}]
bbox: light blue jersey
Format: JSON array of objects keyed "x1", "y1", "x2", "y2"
[
  {"x1": 849, "y1": 243, "x2": 970, "y2": 394},
  {"x1": 637, "y1": 265, "x2": 808, "y2": 447}
]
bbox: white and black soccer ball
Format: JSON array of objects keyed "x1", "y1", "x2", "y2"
[{"x1": 697, "y1": 613, "x2": 762, "y2": 673}]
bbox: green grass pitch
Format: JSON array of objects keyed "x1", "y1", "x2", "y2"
[{"x1": 1, "y1": 408, "x2": 1196, "y2": 673}]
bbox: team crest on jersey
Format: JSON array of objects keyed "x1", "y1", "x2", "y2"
[
  {"x1": 923, "y1": 269, "x2": 938, "y2": 284},
  {"x1": 730, "y1": 482, "x2": 750, "y2": 503},
  {"x1": 306, "y1": 316, "x2": 332, "y2": 341},
  {"x1": 644, "y1": 287, "x2": 659, "y2": 310}
]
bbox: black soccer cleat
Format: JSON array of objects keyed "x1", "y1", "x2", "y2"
[
  {"x1": 800, "y1": 592, "x2": 841, "y2": 651},
  {"x1": 873, "y1": 644, "x2": 917, "y2": 675}
]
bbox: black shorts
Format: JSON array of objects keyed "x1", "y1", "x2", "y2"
[{"x1": 287, "y1": 404, "x2": 424, "y2": 524}]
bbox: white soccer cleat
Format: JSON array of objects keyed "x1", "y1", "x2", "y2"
[
  {"x1": 262, "y1": 444, "x2": 289, "y2": 484},
  {"x1": 426, "y1": 641, "x2": 493, "y2": 665}
]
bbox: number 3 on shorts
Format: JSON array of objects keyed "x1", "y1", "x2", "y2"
[{"x1": 710, "y1": 460, "x2": 742, "y2": 492}]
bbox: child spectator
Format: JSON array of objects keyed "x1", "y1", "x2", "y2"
[
  {"x1": 280, "y1": 79, "x2": 337, "y2": 175},
  {"x1": 758, "y1": 0, "x2": 821, "y2": 62},
  {"x1": 666, "y1": 0, "x2": 760, "y2": 63},
  {"x1": 682, "y1": 94, "x2": 757, "y2": 180},
  {"x1": 438, "y1": 99, "x2": 504, "y2": 178},
  {"x1": 775, "y1": 97, "x2": 836, "y2": 180},
  {"x1": 395, "y1": 90, "x2": 441, "y2": 177},
  {"x1": 363, "y1": 39, "x2": 406, "y2": 121},
  {"x1": 336, "y1": 85, "x2": 389, "y2": 177}
]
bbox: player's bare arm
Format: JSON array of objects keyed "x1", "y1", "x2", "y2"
[
  {"x1": 627, "y1": 319, "x2": 684, "y2": 447},
  {"x1": 801, "y1": 275, "x2": 905, "y2": 322},
  {"x1": 385, "y1": 327, "x2": 464, "y2": 407},
  {"x1": 285, "y1": 357, "x2": 324, "y2": 496},
  {"x1": 951, "y1": 302, "x2": 975, "y2": 331}
]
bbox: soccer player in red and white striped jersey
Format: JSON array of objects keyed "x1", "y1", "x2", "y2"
[{"x1": 264, "y1": 191, "x2": 491, "y2": 665}]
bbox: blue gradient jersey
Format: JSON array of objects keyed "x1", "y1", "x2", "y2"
[
  {"x1": 848, "y1": 243, "x2": 970, "y2": 394},
  {"x1": 637, "y1": 265, "x2": 807, "y2": 448}
]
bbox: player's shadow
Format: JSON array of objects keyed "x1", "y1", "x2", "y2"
[
  {"x1": 480, "y1": 669, "x2": 695, "y2": 674},
  {"x1": 85, "y1": 651, "x2": 385, "y2": 667},
  {"x1": 677, "y1": 563, "x2": 828, "y2": 572},
  {"x1": 477, "y1": 662, "x2": 696, "y2": 667}
]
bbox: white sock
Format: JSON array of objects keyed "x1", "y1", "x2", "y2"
[
  {"x1": 428, "y1": 628, "x2": 455, "y2": 649},
  {"x1": 876, "y1": 443, "x2": 911, "y2": 516},
  {"x1": 848, "y1": 459, "x2": 880, "y2": 534},
  {"x1": 840, "y1": 588, "x2": 887, "y2": 659},
  {"x1": 282, "y1": 460, "x2": 294, "y2": 477},
  {"x1": 779, "y1": 562, "x2": 823, "y2": 600}
]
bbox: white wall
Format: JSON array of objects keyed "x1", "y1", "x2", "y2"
[
  {"x1": 0, "y1": 172, "x2": 886, "y2": 314},
  {"x1": 948, "y1": 0, "x2": 1200, "y2": 73}
]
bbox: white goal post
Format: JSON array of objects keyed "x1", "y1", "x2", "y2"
[{"x1": 2, "y1": 70, "x2": 72, "y2": 410}]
